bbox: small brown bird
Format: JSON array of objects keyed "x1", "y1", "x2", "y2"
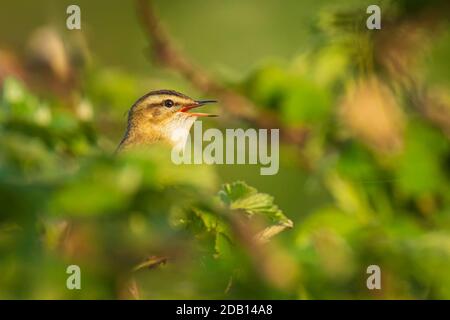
[{"x1": 117, "y1": 90, "x2": 217, "y2": 152}]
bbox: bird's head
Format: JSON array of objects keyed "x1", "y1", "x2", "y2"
[{"x1": 122, "y1": 89, "x2": 217, "y2": 149}]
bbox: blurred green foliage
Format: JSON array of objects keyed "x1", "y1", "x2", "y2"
[{"x1": 0, "y1": 0, "x2": 450, "y2": 299}]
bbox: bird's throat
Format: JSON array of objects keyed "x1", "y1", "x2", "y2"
[{"x1": 164, "y1": 115, "x2": 197, "y2": 151}]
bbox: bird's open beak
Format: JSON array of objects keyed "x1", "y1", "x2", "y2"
[{"x1": 179, "y1": 99, "x2": 218, "y2": 117}]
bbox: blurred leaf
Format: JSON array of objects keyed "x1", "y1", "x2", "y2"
[
  {"x1": 282, "y1": 79, "x2": 331, "y2": 126},
  {"x1": 395, "y1": 122, "x2": 448, "y2": 196}
]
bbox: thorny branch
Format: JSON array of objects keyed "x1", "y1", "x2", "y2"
[{"x1": 135, "y1": 0, "x2": 309, "y2": 147}]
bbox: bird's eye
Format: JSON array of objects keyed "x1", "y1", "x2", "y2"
[{"x1": 164, "y1": 99, "x2": 174, "y2": 108}]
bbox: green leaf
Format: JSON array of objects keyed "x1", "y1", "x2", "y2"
[
  {"x1": 192, "y1": 208, "x2": 231, "y2": 237},
  {"x1": 218, "y1": 181, "x2": 292, "y2": 226}
]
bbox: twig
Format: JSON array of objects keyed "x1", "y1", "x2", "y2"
[
  {"x1": 254, "y1": 219, "x2": 294, "y2": 244},
  {"x1": 135, "y1": 0, "x2": 308, "y2": 147},
  {"x1": 128, "y1": 278, "x2": 141, "y2": 300},
  {"x1": 225, "y1": 211, "x2": 296, "y2": 289},
  {"x1": 132, "y1": 255, "x2": 168, "y2": 272}
]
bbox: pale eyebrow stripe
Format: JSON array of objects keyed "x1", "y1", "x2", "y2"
[{"x1": 130, "y1": 90, "x2": 192, "y2": 111}]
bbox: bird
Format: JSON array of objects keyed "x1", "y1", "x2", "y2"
[{"x1": 116, "y1": 89, "x2": 217, "y2": 153}]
